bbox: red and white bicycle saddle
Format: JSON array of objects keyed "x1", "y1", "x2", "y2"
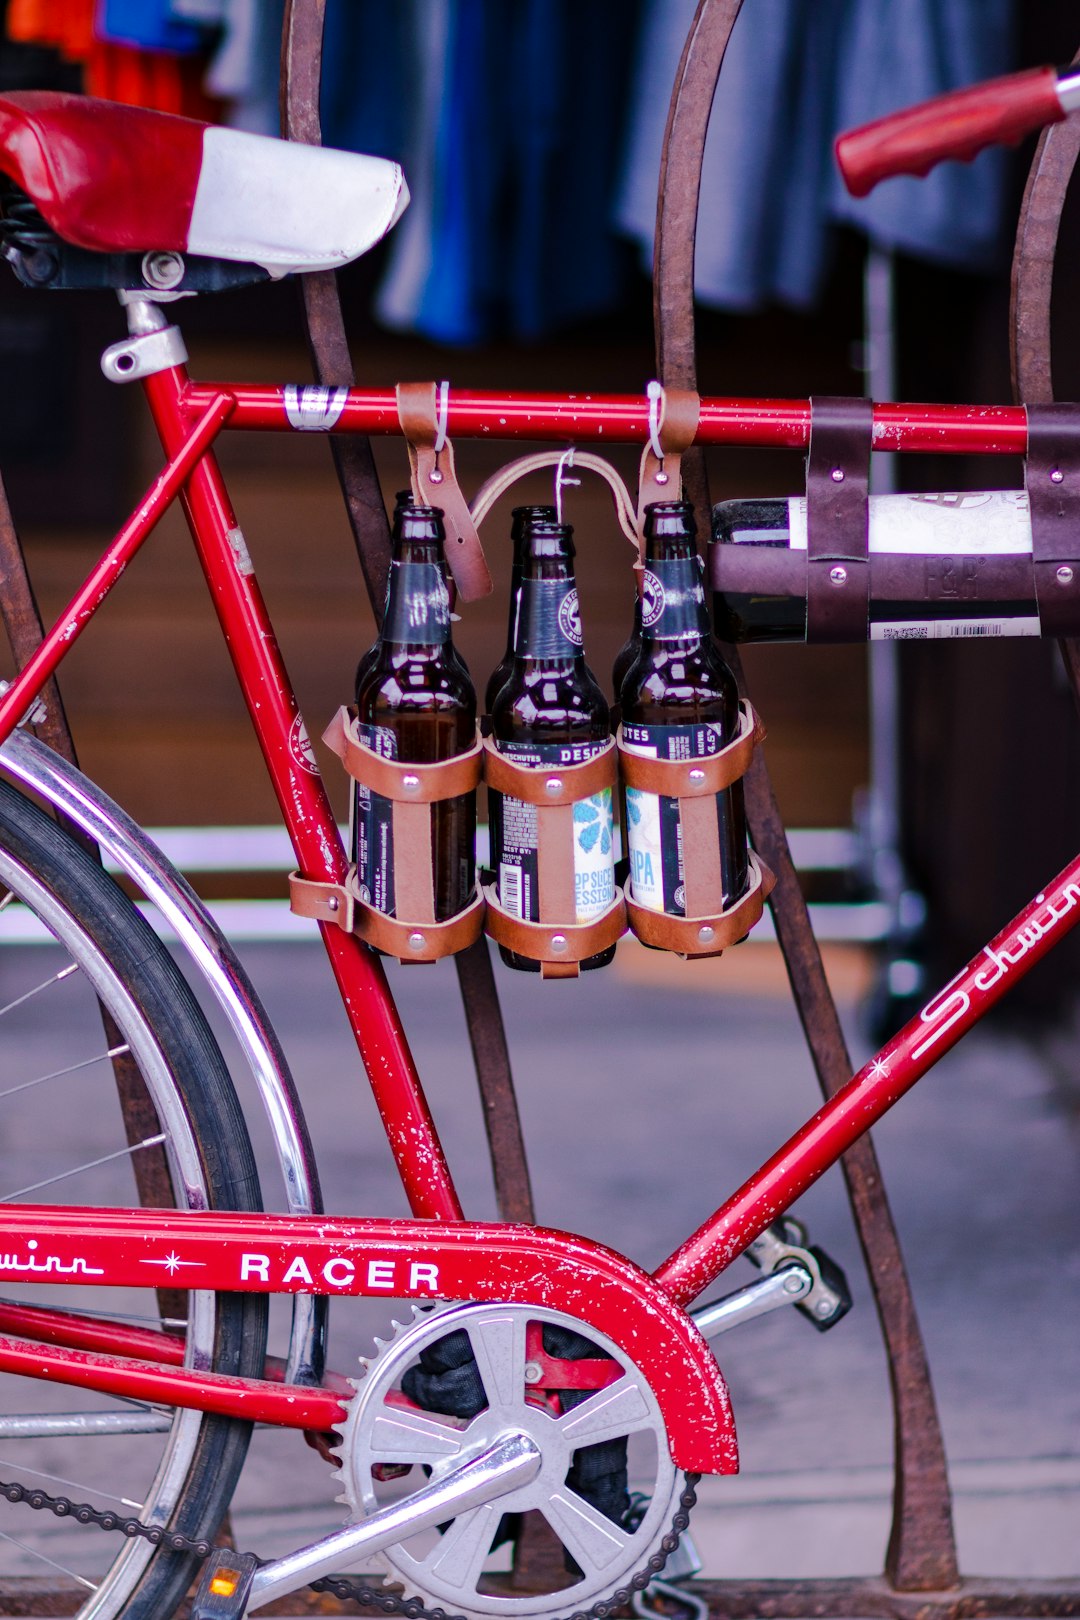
[{"x1": 0, "y1": 91, "x2": 408, "y2": 275}]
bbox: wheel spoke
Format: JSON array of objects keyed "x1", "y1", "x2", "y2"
[
  {"x1": 0, "y1": 1454, "x2": 143, "y2": 1508},
  {"x1": 2, "y1": 1132, "x2": 167, "y2": 1201},
  {"x1": 466, "y1": 1311, "x2": 527, "y2": 1410},
  {"x1": 0, "y1": 962, "x2": 78, "y2": 1020},
  {"x1": 369, "y1": 1405, "x2": 464, "y2": 1464},
  {"x1": 557, "y1": 1378, "x2": 652, "y2": 1448},
  {"x1": 0, "y1": 1043, "x2": 130, "y2": 1103},
  {"x1": 542, "y1": 1489, "x2": 631, "y2": 1575},
  {"x1": 0, "y1": 1526, "x2": 96, "y2": 1590},
  {"x1": 421, "y1": 1503, "x2": 500, "y2": 1593}
]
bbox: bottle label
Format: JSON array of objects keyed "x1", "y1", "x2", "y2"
[
  {"x1": 353, "y1": 723, "x2": 397, "y2": 914},
  {"x1": 871, "y1": 616, "x2": 1041, "y2": 640},
  {"x1": 494, "y1": 739, "x2": 614, "y2": 924},
  {"x1": 383, "y1": 560, "x2": 451, "y2": 644},
  {"x1": 640, "y1": 558, "x2": 706, "y2": 640},
  {"x1": 621, "y1": 720, "x2": 727, "y2": 915},
  {"x1": 787, "y1": 490, "x2": 1032, "y2": 555},
  {"x1": 514, "y1": 580, "x2": 583, "y2": 658}
]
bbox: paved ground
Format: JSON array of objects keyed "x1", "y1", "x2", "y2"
[{"x1": 207, "y1": 937, "x2": 1080, "y2": 1584}]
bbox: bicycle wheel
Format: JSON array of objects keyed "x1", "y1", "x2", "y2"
[{"x1": 0, "y1": 775, "x2": 268, "y2": 1620}]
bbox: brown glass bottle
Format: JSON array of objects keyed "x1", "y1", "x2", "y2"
[
  {"x1": 353, "y1": 503, "x2": 476, "y2": 922},
  {"x1": 491, "y1": 517, "x2": 615, "y2": 972},
  {"x1": 355, "y1": 492, "x2": 471, "y2": 695},
  {"x1": 485, "y1": 504, "x2": 557, "y2": 713},
  {"x1": 620, "y1": 500, "x2": 749, "y2": 921}
]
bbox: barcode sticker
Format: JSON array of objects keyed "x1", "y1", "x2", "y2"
[
  {"x1": 499, "y1": 862, "x2": 524, "y2": 919},
  {"x1": 871, "y1": 616, "x2": 1041, "y2": 641}
]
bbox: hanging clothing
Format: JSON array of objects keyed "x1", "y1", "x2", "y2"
[
  {"x1": 321, "y1": 0, "x2": 639, "y2": 345},
  {"x1": 828, "y1": 0, "x2": 1014, "y2": 271},
  {"x1": 614, "y1": 0, "x2": 1016, "y2": 313}
]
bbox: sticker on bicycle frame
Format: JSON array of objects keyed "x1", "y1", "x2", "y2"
[
  {"x1": 289, "y1": 715, "x2": 320, "y2": 776},
  {"x1": 227, "y1": 526, "x2": 254, "y2": 577},
  {"x1": 284, "y1": 384, "x2": 349, "y2": 432}
]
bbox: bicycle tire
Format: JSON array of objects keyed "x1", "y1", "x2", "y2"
[{"x1": 0, "y1": 775, "x2": 268, "y2": 1620}]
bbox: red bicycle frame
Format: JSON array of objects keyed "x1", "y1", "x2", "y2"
[{"x1": 0, "y1": 338, "x2": 1071, "y2": 1457}]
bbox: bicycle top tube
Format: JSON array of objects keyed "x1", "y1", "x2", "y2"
[{"x1": 181, "y1": 383, "x2": 1031, "y2": 457}]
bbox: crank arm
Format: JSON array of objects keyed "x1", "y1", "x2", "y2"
[
  {"x1": 240, "y1": 1430, "x2": 542, "y2": 1613},
  {"x1": 691, "y1": 1263, "x2": 813, "y2": 1338}
]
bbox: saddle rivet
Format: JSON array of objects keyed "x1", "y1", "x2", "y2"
[
  {"x1": 402, "y1": 774, "x2": 421, "y2": 793},
  {"x1": 550, "y1": 935, "x2": 568, "y2": 954},
  {"x1": 688, "y1": 768, "x2": 706, "y2": 786},
  {"x1": 545, "y1": 777, "x2": 562, "y2": 796},
  {"x1": 327, "y1": 895, "x2": 339, "y2": 912},
  {"x1": 654, "y1": 470, "x2": 669, "y2": 484},
  {"x1": 428, "y1": 469, "x2": 444, "y2": 484},
  {"x1": 831, "y1": 467, "x2": 845, "y2": 483},
  {"x1": 1057, "y1": 565, "x2": 1074, "y2": 585},
  {"x1": 830, "y1": 566, "x2": 847, "y2": 585},
  {"x1": 1051, "y1": 468, "x2": 1065, "y2": 484},
  {"x1": 407, "y1": 932, "x2": 427, "y2": 952},
  {"x1": 697, "y1": 925, "x2": 716, "y2": 946}
]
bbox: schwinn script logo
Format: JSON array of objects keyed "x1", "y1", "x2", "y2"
[
  {"x1": 0, "y1": 1240, "x2": 103, "y2": 1276},
  {"x1": 912, "y1": 881, "x2": 1080, "y2": 1061}
]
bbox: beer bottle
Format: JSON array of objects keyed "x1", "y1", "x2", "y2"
[
  {"x1": 491, "y1": 516, "x2": 616, "y2": 971},
  {"x1": 712, "y1": 491, "x2": 1039, "y2": 643},
  {"x1": 354, "y1": 491, "x2": 471, "y2": 694},
  {"x1": 621, "y1": 500, "x2": 749, "y2": 922},
  {"x1": 485, "y1": 504, "x2": 557, "y2": 713},
  {"x1": 353, "y1": 502, "x2": 476, "y2": 922}
]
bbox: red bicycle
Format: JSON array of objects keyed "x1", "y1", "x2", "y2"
[{"x1": 0, "y1": 42, "x2": 1072, "y2": 1620}]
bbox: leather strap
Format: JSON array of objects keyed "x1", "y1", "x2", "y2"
[
  {"x1": 289, "y1": 871, "x2": 486, "y2": 963},
  {"x1": 483, "y1": 738, "x2": 621, "y2": 976},
  {"x1": 616, "y1": 702, "x2": 763, "y2": 796},
  {"x1": 1024, "y1": 404, "x2": 1080, "y2": 637},
  {"x1": 625, "y1": 852, "x2": 773, "y2": 957},
  {"x1": 324, "y1": 708, "x2": 484, "y2": 801},
  {"x1": 483, "y1": 885, "x2": 627, "y2": 979},
  {"x1": 806, "y1": 396, "x2": 872, "y2": 643},
  {"x1": 471, "y1": 450, "x2": 641, "y2": 548},
  {"x1": 396, "y1": 382, "x2": 492, "y2": 600},
  {"x1": 481, "y1": 736, "x2": 618, "y2": 803},
  {"x1": 637, "y1": 384, "x2": 701, "y2": 532}
]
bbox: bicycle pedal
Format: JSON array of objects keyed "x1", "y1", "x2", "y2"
[
  {"x1": 189, "y1": 1549, "x2": 260, "y2": 1620},
  {"x1": 747, "y1": 1219, "x2": 852, "y2": 1332}
]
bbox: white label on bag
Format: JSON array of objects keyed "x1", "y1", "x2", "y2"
[
  {"x1": 871, "y1": 616, "x2": 1041, "y2": 641},
  {"x1": 787, "y1": 489, "x2": 1033, "y2": 555}
]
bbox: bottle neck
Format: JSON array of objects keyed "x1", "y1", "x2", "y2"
[
  {"x1": 512, "y1": 569, "x2": 583, "y2": 664},
  {"x1": 639, "y1": 540, "x2": 709, "y2": 644},
  {"x1": 381, "y1": 542, "x2": 452, "y2": 650}
]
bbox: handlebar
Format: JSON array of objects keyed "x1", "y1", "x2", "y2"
[{"x1": 835, "y1": 64, "x2": 1076, "y2": 198}]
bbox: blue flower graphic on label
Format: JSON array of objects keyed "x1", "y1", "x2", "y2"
[
  {"x1": 574, "y1": 795, "x2": 612, "y2": 856},
  {"x1": 641, "y1": 570, "x2": 665, "y2": 629},
  {"x1": 558, "y1": 587, "x2": 583, "y2": 646}
]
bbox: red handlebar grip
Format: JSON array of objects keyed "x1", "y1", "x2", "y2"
[{"x1": 835, "y1": 65, "x2": 1064, "y2": 197}]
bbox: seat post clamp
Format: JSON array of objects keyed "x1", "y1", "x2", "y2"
[{"x1": 101, "y1": 324, "x2": 188, "y2": 384}]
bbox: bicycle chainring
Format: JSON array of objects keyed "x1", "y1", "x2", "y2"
[{"x1": 333, "y1": 1300, "x2": 694, "y2": 1620}]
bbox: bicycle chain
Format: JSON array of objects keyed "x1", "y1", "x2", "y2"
[{"x1": 0, "y1": 1473, "x2": 700, "y2": 1620}]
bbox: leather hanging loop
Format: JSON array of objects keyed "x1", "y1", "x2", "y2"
[
  {"x1": 396, "y1": 381, "x2": 493, "y2": 600},
  {"x1": 1024, "y1": 404, "x2": 1080, "y2": 636},
  {"x1": 805, "y1": 396, "x2": 873, "y2": 643},
  {"x1": 636, "y1": 381, "x2": 701, "y2": 535}
]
